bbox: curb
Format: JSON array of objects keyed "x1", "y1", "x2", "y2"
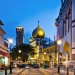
[
  {"x1": 17, "y1": 68, "x2": 25, "y2": 75},
  {"x1": 38, "y1": 68, "x2": 50, "y2": 75}
]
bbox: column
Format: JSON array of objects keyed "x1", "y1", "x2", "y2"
[{"x1": 71, "y1": 0, "x2": 75, "y2": 60}]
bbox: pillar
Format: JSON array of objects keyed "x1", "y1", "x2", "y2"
[{"x1": 71, "y1": 0, "x2": 75, "y2": 60}]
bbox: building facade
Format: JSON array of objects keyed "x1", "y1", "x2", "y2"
[
  {"x1": 55, "y1": 0, "x2": 75, "y2": 61},
  {"x1": 16, "y1": 26, "x2": 24, "y2": 46},
  {"x1": 0, "y1": 27, "x2": 10, "y2": 68}
]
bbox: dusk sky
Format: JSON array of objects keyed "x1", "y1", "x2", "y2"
[{"x1": 0, "y1": 0, "x2": 61, "y2": 45}]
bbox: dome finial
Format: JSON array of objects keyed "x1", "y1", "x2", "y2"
[
  {"x1": 32, "y1": 20, "x2": 45, "y2": 38},
  {"x1": 38, "y1": 20, "x2": 40, "y2": 27}
]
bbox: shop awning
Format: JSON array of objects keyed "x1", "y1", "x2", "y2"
[
  {"x1": 43, "y1": 46, "x2": 57, "y2": 52},
  {"x1": 63, "y1": 42, "x2": 70, "y2": 53},
  {"x1": 0, "y1": 50, "x2": 10, "y2": 57}
]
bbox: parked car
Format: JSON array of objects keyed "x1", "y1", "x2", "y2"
[
  {"x1": 33, "y1": 64, "x2": 39, "y2": 68},
  {"x1": 19, "y1": 64, "x2": 26, "y2": 68},
  {"x1": 27, "y1": 64, "x2": 33, "y2": 67},
  {"x1": 25, "y1": 65, "x2": 29, "y2": 69}
]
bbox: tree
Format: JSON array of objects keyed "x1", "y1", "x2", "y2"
[
  {"x1": 49, "y1": 55, "x2": 53, "y2": 60},
  {"x1": 11, "y1": 44, "x2": 36, "y2": 62}
]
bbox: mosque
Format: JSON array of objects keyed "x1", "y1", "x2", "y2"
[
  {"x1": 29, "y1": 21, "x2": 57, "y2": 67},
  {"x1": 10, "y1": 0, "x2": 75, "y2": 67},
  {"x1": 29, "y1": 0, "x2": 75, "y2": 66}
]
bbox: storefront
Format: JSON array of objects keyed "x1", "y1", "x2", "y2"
[{"x1": 0, "y1": 50, "x2": 10, "y2": 68}]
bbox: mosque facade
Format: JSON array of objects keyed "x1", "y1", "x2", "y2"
[{"x1": 29, "y1": 21, "x2": 57, "y2": 67}]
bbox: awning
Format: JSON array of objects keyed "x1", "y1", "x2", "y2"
[
  {"x1": 5, "y1": 53, "x2": 10, "y2": 57},
  {"x1": 0, "y1": 50, "x2": 10, "y2": 57},
  {"x1": 43, "y1": 46, "x2": 57, "y2": 52},
  {"x1": 63, "y1": 42, "x2": 70, "y2": 53}
]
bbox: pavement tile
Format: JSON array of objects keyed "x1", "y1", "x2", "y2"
[
  {"x1": 0, "y1": 67, "x2": 74, "y2": 75},
  {"x1": 0, "y1": 68, "x2": 24, "y2": 75},
  {"x1": 49, "y1": 67, "x2": 74, "y2": 75}
]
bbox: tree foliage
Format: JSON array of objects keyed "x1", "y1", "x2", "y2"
[{"x1": 11, "y1": 44, "x2": 36, "y2": 62}]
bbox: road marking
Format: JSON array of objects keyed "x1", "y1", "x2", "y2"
[
  {"x1": 38, "y1": 68, "x2": 50, "y2": 75},
  {"x1": 21, "y1": 69, "x2": 28, "y2": 75}
]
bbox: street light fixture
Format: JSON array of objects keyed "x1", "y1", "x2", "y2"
[
  {"x1": 19, "y1": 50, "x2": 21, "y2": 53},
  {"x1": 8, "y1": 38, "x2": 13, "y2": 74},
  {"x1": 57, "y1": 39, "x2": 62, "y2": 73},
  {"x1": 44, "y1": 52, "x2": 46, "y2": 55},
  {"x1": 57, "y1": 40, "x2": 62, "y2": 45},
  {"x1": 18, "y1": 50, "x2": 21, "y2": 64}
]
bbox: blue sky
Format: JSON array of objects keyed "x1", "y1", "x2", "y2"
[{"x1": 0, "y1": 0, "x2": 61, "y2": 45}]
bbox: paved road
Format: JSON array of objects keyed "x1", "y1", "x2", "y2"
[
  {"x1": 0, "y1": 67, "x2": 74, "y2": 75},
  {"x1": 16, "y1": 67, "x2": 74, "y2": 75},
  {"x1": 19, "y1": 67, "x2": 50, "y2": 75}
]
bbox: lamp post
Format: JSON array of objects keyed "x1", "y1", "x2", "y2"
[
  {"x1": 18, "y1": 50, "x2": 21, "y2": 65},
  {"x1": 8, "y1": 38, "x2": 13, "y2": 74},
  {"x1": 57, "y1": 39, "x2": 62, "y2": 73},
  {"x1": 44, "y1": 52, "x2": 46, "y2": 69},
  {"x1": 19, "y1": 50, "x2": 21, "y2": 53},
  {"x1": 44, "y1": 52, "x2": 46, "y2": 63},
  {"x1": 18, "y1": 56, "x2": 21, "y2": 65}
]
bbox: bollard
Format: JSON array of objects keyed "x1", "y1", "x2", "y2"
[
  {"x1": 10, "y1": 62, "x2": 12, "y2": 74},
  {"x1": 58, "y1": 66, "x2": 60, "y2": 73},
  {"x1": 66, "y1": 66, "x2": 69, "y2": 75},
  {"x1": 74, "y1": 66, "x2": 75, "y2": 75},
  {"x1": 5, "y1": 66, "x2": 7, "y2": 75}
]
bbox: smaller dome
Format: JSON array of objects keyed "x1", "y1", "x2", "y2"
[
  {"x1": 29, "y1": 37, "x2": 33, "y2": 42},
  {"x1": 32, "y1": 21, "x2": 45, "y2": 38}
]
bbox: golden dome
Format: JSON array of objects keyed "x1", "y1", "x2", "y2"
[
  {"x1": 29, "y1": 37, "x2": 33, "y2": 42},
  {"x1": 32, "y1": 21, "x2": 45, "y2": 38}
]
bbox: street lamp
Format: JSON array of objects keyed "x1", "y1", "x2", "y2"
[
  {"x1": 57, "y1": 39, "x2": 62, "y2": 73},
  {"x1": 44, "y1": 52, "x2": 46, "y2": 69},
  {"x1": 44, "y1": 52, "x2": 46, "y2": 62},
  {"x1": 18, "y1": 50, "x2": 21, "y2": 64},
  {"x1": 19, "y1": 50, "x2": 21, "y2": 53},
  {"x1": 8, "y1": 38, "x2": 13, "y2": 74},
  {"x1": 44, "y1": 52, "x2": 46, "y2": 55}
]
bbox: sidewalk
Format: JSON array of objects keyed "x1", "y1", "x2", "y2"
[
  {"x1": 40, "y1": 66, "x2": 74, "y2": 75},
  {"x1": 0, "y1": 68, "x2": 25, "y2": 75},
  {"x1": 48, "y1": 66, "x2": 74, "y2": 75}
]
